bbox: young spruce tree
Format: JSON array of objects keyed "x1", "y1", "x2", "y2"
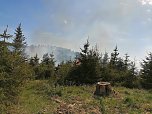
[
  {"x1": 141, "y1": 53, "x2": 152, "y2": 89},
  {"x1": 13, "y1": 23, "x2": 26, "y2": 55},
  {"x1": 69, "y1": 40, "x2": 101, "y2": 84}
]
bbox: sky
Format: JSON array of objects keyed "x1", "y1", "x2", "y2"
[{"x1": 1, "y1": 0, "x2": 152, "y2": 66}]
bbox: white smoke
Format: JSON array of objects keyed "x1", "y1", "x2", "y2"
[{"x1": 139, "y1": 0, "x2": 152, "y2": 5}]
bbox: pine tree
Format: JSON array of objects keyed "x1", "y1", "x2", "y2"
[
  {"x1": 141, "y1": 53, "x2": 152, "y2": 89},
  {"x1": 123, "y1": 61, "x2": 138, "y2": 88},
  {"x1": 38, "y1": 53, "x2": 55, "y2": 79},
  {"x1": 69, "y1": 40, "x2": 101, "y2": 84},
  {"x1": 124, "y1": 53, "x2": 130, "y2": 70},
  {"x1": 110, "y1": 45, "x2": 119, "y2": 67},
  {"x1": 29, "y1": 54, "x2": 39, "y2": 66},
  {"x1": 80, "y1": 39, "x2": 90, "y2": 61},
  {"x1": 55, "y1": 60, "x2": 73, "y2": 85},
  {"x1": 116, "y1": 57, "x2": 125, "y2": 71},
  {"x1": 13, "y1": 24, "x2": 26, "y2": 55},
  {"x1": 42, "y1": 53, "x2": 55, "y2": 66},
  {"x1": 29, "y1": 54, "x2": 39, "y2": 79},
  {"x1": 109, "y1": 46, "x2": 128, "y2": 84}
]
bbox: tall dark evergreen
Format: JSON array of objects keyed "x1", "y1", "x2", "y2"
[
  {"x1": 124, "y1": 53, "x2": 130, "y2": 70},
  {"x1": 29, "y1": 54, "x2": 40, "y2": 79},
  {"x1": 110, "y1": 46, "x2": 119, "y2": 67},
  {"x1": 141, "y1": 53, "x2": 152, "y2": 89},
  {"x1": 29, "y1": 54, "x2": 39, "y2": 66},
  {"x1": 80, "y1": 40, "x2": 90, "y2": 60},
  {"x1": 68, "y1": 40, "x2": 101, "y2": 84},
  {"x1": 38, "y1": 53, "x2": 55, "y2": 79},
  {"x1": 123, "y1": 61, "x2": 138, "y2": 88},
  {"x1": 116, "y1": 57, "x2": 125, "y2": 71},
  {"x1": 13, "y1": 24, "x2": 26, "y2": 54}
]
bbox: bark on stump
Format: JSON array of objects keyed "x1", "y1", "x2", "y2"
[{"x1": 94, "y1": 82, "x2": 112, "y2": 96}]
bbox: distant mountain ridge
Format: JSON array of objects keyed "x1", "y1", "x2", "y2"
[{"x1": 25, "y1": 45, "x2": 78, "y2": 64}]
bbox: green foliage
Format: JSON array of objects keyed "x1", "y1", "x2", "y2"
[
  {"x1": 98, "y1": 97, "x2": 105, "y2": 114},
  {"x1": 33, "y1": 53, "x2": 55, "y2": 79},
  {"x1": 141, "y1": 53, "x2": 152, "y2": 89},
  {"x1": 122, "y1": 62, "x2": 140, "y2": 88},
  {"x1": 55, "y1": 61, "x2": 73, "y2": 85},
  {"x1": 29, "y1": 54, "x2": 39, "y2": 66},
  {"x1": 124, "y1": 96, "x2": 135, "y2": 107},
  {"x1": 0, "y1": 25, "x2": 13, "y2": 43},
  {"x1": 110, "y1": 46, "x2": 119, "y2": 68},
  {"x1": 29, "y1": 54, "x2": 40, "y2": 79},
  {"x1": 13, "y1": 23, "x2": 26, "y2": 55},
  {"x1": 0, "y1": 25, "x2": 32, "y2": 113},
  {"x1": 67, "y1": 40, "x2": 102, "y2": 84},
  {"x1": 0, "y1": 46, "x2": 32, "y2": 112}
]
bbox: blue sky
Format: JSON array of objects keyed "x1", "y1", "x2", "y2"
[{"x1": 1, "y1": 0, "x2": 152, "y2": 65}]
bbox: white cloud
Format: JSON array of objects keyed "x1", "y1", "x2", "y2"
[{"x1": 139, "y1": 0, "x2": 152, "y2": 5}]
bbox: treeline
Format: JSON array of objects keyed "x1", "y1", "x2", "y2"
[
  {"x1": 29, "y1": 40, "x2": 151, "y2": 89},
  {"x1": 0, "y1": 25, "x2": 152, "y2": 112}
]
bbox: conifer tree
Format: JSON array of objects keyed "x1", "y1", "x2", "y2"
[
  {"x1": 39, "y1": 53, "x2": 55, "y2": 79},
  {"x1": 69, "y1": 40, "x2": 101, "y2": 84},
  {"x1": 141, "y1": 53, "x2": 152, "y2": 89},
  {"x1": 124, "y1": 53, "x2": 130, "y2": 70},
  {"x1": 42, "y1": 53, "x2": 55, "y2": 66},
  {"x1": 29, "y1": 54, "x2": 39, "y2": 66},
  {"x1": 13, "y1": 24, "x2": 26, "y2": 55},
  {"x1": 29, "y1": 54, "x2": 39, "y2": 79},
  {"x1": 110, "y1": 46, "x2": 119, "y2": 67},
  {"x1": 80, "y1": 39, "x2": 90, "y2": 61},
  {"x1": 117, "y1": 57, "x2": 125, "y2": 71},
  {"x1": 123, "y1": 61, "x2": 138, "y2": 88}
]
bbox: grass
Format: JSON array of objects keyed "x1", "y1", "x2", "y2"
[
  {"x1": 8, "y1": 80, "x2": 152, "y2": 114},
  {"x1": 8, "y1": 80, "x2": 58, "y2": 114}
]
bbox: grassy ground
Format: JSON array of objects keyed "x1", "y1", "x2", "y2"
[{"x1": 8, "y1": 80, "x2": 152, "y2": 114}]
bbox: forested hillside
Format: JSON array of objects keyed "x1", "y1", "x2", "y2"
[{"x1": 26, "y1": 45, "x2": 78, "y2": 64}]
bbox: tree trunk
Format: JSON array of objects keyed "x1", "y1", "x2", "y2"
[{"x1": 94, "y1": 82, "x2": 112, "y2": 96}]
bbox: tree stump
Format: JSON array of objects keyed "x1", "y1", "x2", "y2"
[{"x1": 94, "y1": 82, "x2": 112, "y2": 96}]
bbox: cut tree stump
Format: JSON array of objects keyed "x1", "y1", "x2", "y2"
[{"x1": 94, "y1": 82, "x2": 112, "y2": 96}]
